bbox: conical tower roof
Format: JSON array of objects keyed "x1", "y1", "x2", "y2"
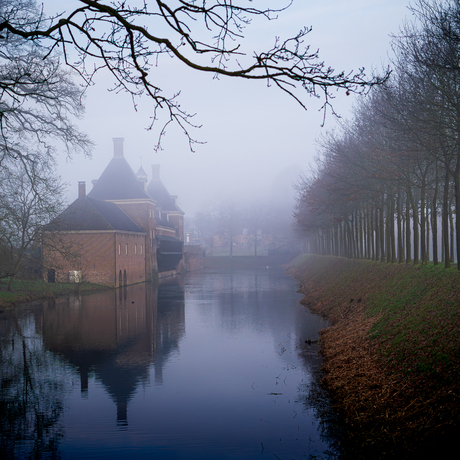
[
  {"x1": 88, "y1": 138, "x2": 151, "y2": 201},
  {"x1": 146, "y1": 164, "x2": 183, "y2": 213}
]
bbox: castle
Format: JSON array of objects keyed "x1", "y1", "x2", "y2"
[{"x1": 43, "y1": 138, "x2": 184, "y2": 286}]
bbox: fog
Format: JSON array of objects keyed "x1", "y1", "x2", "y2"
[{"x1": 55, "y1": 0, "x2": 410, "y2": 218}]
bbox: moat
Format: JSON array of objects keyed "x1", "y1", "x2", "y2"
[{"x1": 0, "y1": 268, "x2": 338, "y2": 459}]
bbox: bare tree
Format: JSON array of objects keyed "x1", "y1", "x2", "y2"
[
  {"x1": 0, "y1": 159, "x2": 66, "y2": 291},
  {"x1": 0, "y1": 1, "x2": 92, "y2": 168},
  {"x1": 244, "y1": 202, "x2": 266, "y2": 257},
  {"x1": 215, "y1": 200, "x2": 240, "y2": 257},
  {"x1": 0, "y1": 0, "x2": 386, "y2": 150},
  {"x1": 192, "y1": 203, "x2": 218, "y2": 252}
]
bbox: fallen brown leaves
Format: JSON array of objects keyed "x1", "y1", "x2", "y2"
[{"x1": 288, "y1": 255, "x2": 460, "y2": 456}]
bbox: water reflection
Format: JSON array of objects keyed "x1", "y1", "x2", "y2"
[
  {"x1": 1, "y1": 269, "x2": 337, "y2": 459},
  {"x1": 42, "y1": 279, "x2": 185, "y2": 428},
  {"x1": 0, "y1": 308, "x2": 69, "y2": 458}
]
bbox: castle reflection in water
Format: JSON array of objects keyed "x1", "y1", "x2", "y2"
[{"x1": 37, "y1": 279, "x2": 185, "y2": 427}]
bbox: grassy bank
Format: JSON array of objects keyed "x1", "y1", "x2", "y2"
[
  {"x1": 287, "y1": 254, "x2": 460, "y2": 457},
  {"x1": 0, "y1": 277, "x2": 109, "y2": 308}
]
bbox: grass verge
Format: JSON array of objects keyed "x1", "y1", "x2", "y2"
[
  {"x1": 0, "y1": 277, "x2": 109, "y2": 308},
  {"x1": 287, "y1": 254, "x2": 460, "y2": 457}
]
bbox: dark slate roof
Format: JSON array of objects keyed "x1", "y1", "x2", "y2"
[
  {"x1": 45, "y1": 197, "x2": 145, "y2": 233},
  {"x1": 88, "y1": 156, "x2": 152, "y2": 201},
  {"x1": 147, "y1": 179, "x2": 182, "y2": 213},
  {"x1": 157, "y1": 234, "x2": 183, "y2": 243}
]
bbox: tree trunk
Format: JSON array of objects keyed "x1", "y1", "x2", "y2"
[
  {"x1": 402, "y1": 211, "x2": 406, "y2": 261},
  {"x1": 410, "y1": 189, "x2": 419, "y2": 265},
  {"x1": 426, "y1": 201, "x2": 430, "y2": 263},
  {"x1": 432, "y1": 165, "x2": 439, "y2": 265},
  {"x1": 367, "y1": 208, "x2": 375, "y2": 260},
  {"x1": 420, "y1": 181, "x2": 426, "y2": 264},
  {"x1": 455, "y1": 156, "x2": 460, "y2": 268},
  {"x1": 379, "y1": 200, "x2": 385, "y2": 263},
  {"x1": 442, "y1": 168, "x2": 450, "y2": 268},
  {"x1": 385, "y1": 194, "x2": 392, "y2": 263},
  {"x1": 397, "y1": 189, "x2": 403, "y2": 263},
  {"x1": 7, "y1": 274, "x2": 15, "y2": 292},
  {"x1": 449, "y1": 206, "x2": 455, "y2": 263},
  {"x1": 406, "y1": 184, "x2": 411, "y2": 264},
  {"x1": 390, "y1": 193, "x2": 396, "y2": 263},
  {"x1": 375, "y1": 205, "x2": 380, "y2": 261}
]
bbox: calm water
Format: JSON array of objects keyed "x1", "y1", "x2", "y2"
[{"x1": 0, "y1": 268, "x2": 338, "y2": 459}]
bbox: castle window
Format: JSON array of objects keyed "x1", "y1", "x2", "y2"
[
  {"x1": 135, "y1": 244, "x2": 137, "y2": 255},
  {"x1": 141, "y1": 244, "x2": 143, "y2": 254},
  {"x1": 125, "y1": 243, "x2": 128, "y2": 255},
  {"x1": 118, "y1": 243, "x2": 121, "y2": 255}
]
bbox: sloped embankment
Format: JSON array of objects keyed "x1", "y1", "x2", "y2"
[{"x1": 287, "y1": 254, "x2": 460, "y2": 456}]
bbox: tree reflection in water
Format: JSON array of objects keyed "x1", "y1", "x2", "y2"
[{"x1": 0, "y1": 310, "x2": 69, "y2": 459}]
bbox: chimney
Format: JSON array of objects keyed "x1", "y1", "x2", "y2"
[
  {"x1": 151, "y1": 164, "x2": 160, "y2": 180},
  {"x1": 113, "y1": 137, "x2": 124, "y2": 158},
  {"x1": 78, "y1": 181, "x2": 86, "y2": 198}
]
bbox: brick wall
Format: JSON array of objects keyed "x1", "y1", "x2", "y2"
[
  {"x1": 183, "y1": 245, "x2": 203, "y2": 272},
  {"x1": 43, "y1": 232, "x2": 116, "y2": 285},
  {"x1": 115, "y1": 232, "x2": 147, "y2": 286},
  {"x1": 43, "y1": 231, "x2": 147, "y2": 287},
  {"x1": 116, "y1": 201, "x2": 155, "y2": 233},
  {"x1": 116, "y1": 201, "x2": 157, "y2": 278}
]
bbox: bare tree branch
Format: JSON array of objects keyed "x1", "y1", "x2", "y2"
[{"x1": 1, "y1": 0, "x2": 388, "y2": 150}]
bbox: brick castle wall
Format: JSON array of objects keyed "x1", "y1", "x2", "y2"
[{"x1": 43, "y1": 231, "x2": 146, "y2": 287}]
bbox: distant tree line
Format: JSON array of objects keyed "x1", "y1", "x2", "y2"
[
  {"x1": 190, "y1": 198, "x2": 295, "y2": 256},
  {"x1": 294, "y1": 0, "x2": 460, "y2": 269}
]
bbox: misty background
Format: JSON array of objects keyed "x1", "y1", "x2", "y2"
[{"x1": 54, "y1": 0, "x2": 410, "y2": 219}]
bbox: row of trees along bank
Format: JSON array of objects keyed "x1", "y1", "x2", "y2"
[{"x1": 294, "y1": 0, "x2": 460, "y2": 269}]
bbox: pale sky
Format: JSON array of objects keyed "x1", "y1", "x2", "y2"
[{"x1": 51, "y1": 0, "x2": 411, "y2": 216}]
